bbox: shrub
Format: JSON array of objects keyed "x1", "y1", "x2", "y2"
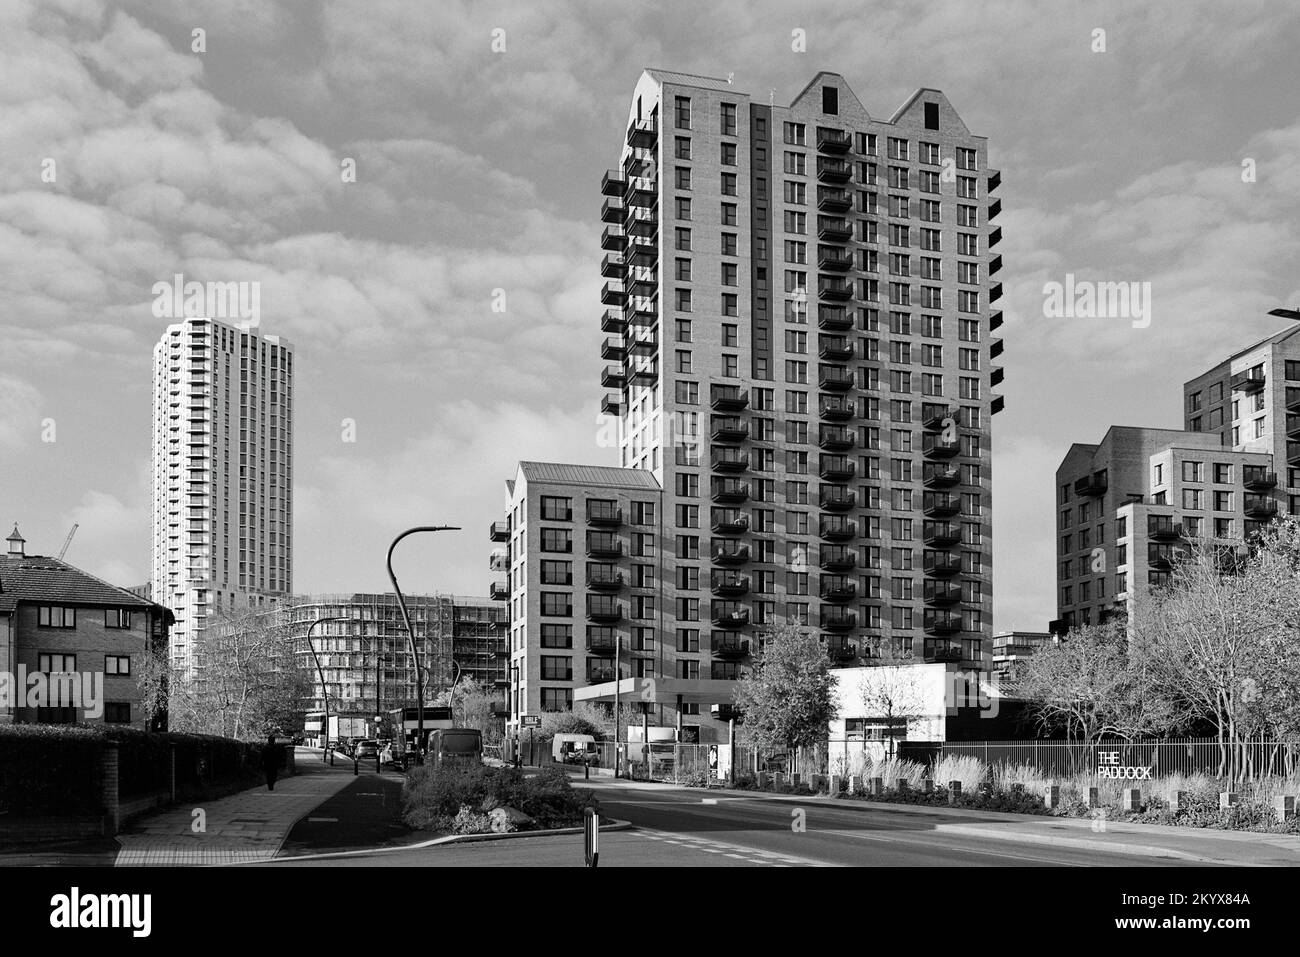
[
  {"x1": 931, "y1": 754, "x2": 986, "y2": 794},
  {"x1": 452, "y1": 805, "x2": 494, "y2": 835},
  {"x1": 402, "y1": 763, "x2": 595, "y2": 832}
]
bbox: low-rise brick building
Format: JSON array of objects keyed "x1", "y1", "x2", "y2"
[{"x1": 0, "y1": 526, "x2": 171, "y2": 729}]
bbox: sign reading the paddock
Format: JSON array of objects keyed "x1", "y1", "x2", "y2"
[{"x1": 1097, "y1": 750, "x2": 1152, "y2": 779}]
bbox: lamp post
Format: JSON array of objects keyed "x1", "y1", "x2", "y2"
[
  {"x1": 386, "y1": 525, "x2": 461, "y2": 764},
  {"x1": 305, "y1": 616, "x2": 349, "y2": 762}
]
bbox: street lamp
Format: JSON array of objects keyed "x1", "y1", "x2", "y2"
[
  {"x1": 386, "y1": 525, "x2": 461, "y2": 764},
  {"x1": 305, "y1": 616, "x2": 349, "y2": 763}
]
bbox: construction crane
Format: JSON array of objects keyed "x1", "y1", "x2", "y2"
[{"x1": 57, "y1": 523, "x2": 78, "y2": 561}]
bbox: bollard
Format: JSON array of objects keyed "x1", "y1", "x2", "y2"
[
  {"x1": 585, "y1": 762, "x2": 590, "y2": 780},
  {"x1": 849, "y1": 774, "x2": 863, "y2": 794},
  {"x1": 773, "y1": 772, "x2": 785, "y2": 789},
  {"x1": 1010, "y1": 783, "x2": 1024, "y2": 795},
  {"x1": 757, "y1": 771, "x2": 770, "y2": 789},
  {"x1": 1123, "y1": 788, "x2": 1141, "y2": 812},
  {"x1": 922, "y1": 777, "x2": 934, "y2": 794},
  {"x1": 1085, "y1": 786, "x2": 1100, "y2": 808},
  {"x1": 897, "y1": 778, "x2": 910, "y2": 795},
  {"x1": 947, "y1": 781, "x2": 962, "y2": 805},
  {"x1": 1044, "y1": 785, "x2": 1061, "y2": 809},
  {"x1": 1274, "y1": 795, "x2": 1296, "y2": 821},
  {"x1": 869, "y1": 776, "x2": 884, "y2": 797},
  {"x1": 1219, "y1": 791, "x2": 1239, "y2": 810},
  {"x1": 830, "y1": 774, "x2": 843, "y2": 794},
  {"x1": 1172, "y1": 790, "x2": 1189, "y2": 812},
  {"x1": 792, "y1": 772, "x2": 802, "y2": 788}
]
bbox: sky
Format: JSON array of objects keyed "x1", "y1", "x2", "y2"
[{"x1": 2, "y1": 0, "x2": 1299, "y2": 632}]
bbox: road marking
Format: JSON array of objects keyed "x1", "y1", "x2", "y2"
[
  {"x1": 819, "y1": 828, "x2": 1089, "y2": 866},
  {"x1": 306, "y1": 817, "x2": 338, "y2": 823},
  {"x1": 634, "y1": 827, "x2": 827, "y2": 867},
  {"x1": 702, "y1": 799, "x2": 718, "y2": 804}
]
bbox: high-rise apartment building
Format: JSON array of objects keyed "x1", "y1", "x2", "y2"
[
  {"x1": 497, "y1": 69, "x2": 1003, "y2": 743},
  {"x1": 1055, "y1": 325, "x2": 1300, "y2": 632},
  {"x1": 151, "y1": 317, "x2": 293, "y2": 670}
]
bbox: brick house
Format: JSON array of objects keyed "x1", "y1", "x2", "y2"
[{"x1": 0, "y1": 525, "x2": 171, "y2": 729}]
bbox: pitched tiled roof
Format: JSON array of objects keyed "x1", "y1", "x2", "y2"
[
  {"x1": 0, "y1": 554, "x2": 157, "y2": 611},
  {"x1": 518, "y1": 461, "x2": 662, "y2": 490}
]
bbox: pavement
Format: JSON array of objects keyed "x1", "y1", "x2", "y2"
[{"x1": 113, "y1": 748, "x2": 362, "y2": 866}]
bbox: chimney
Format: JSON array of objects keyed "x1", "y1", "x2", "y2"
[{"x1": 6, "y1": 524, "x2": 25, "y2": 557}]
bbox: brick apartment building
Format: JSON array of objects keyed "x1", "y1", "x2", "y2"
[
  {"x1": 1056, "y1": 323, "x2": 1300, "y2": 631},
  {"x1": 495, "y1": 69, "x2": 1004, "y2": 743},
  {"x1": 0, "y1": 526, "x2": 171, "y2": 728}
]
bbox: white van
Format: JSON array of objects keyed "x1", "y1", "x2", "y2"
[{"x1": 552, "y1": 733, "x2": 599, "y2": 765}]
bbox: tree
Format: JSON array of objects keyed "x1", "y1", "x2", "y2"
[
  {"x1": 733, "y1": 624, "x2": 838, "y2": 758},
  {"x1": 1138, "y1": 521, "x2": 1300, "y2": 779},
  {"x1": 1008, "y1": 616, "x2": 1175, "y2": 745},
  {"x1": 433, "y1": 677, "x2": 503, "y2": 746},
  {"x1": 856, "y1": 648, "x2": 929, "y2": 752},
  {"x1": 165, "y1": 606, "x2": 311, "y2": 741}
]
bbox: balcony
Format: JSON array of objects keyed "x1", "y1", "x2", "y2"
[
  {"x1": 587, "y1": 570, "x2": 625, "y2": 592},
  {"x1": 818, "y1": 217, "x2": 853, "y2": 242},
  {"x1": 600, "y1": 252, "x2": 626, "y2": 279},
  {"x1": 711, "y1": 449, "x2": 750, "y2": 473},
  {"x1": 600, "y1": 336, "x2": 625, "y2": 361},
  {"x1": 587, "y1": 601, "x2": 623, "y2": 623},
  {"x1": 922, "y1": 406, "x2": 956, "y2": 431},
  {"x1": 489, "y1": 521, "x2": 510, "y2": 542},
  {"x1": 625, "y1": 206, "x2": 657, "y2": 239},
  {"x1": 627, "y1": 120, "x2": 657, "y2": 149},
  {"x1": 1147, "y1": 519, "x2": 1183, "y2": 542},
  {"x1": 1243, "y1": 470, "x2": 1277, "y2": 491},
  {"x1": 587, "y1": 503, "x2": 623, "y2": 527},
  {"x1": 923, "y1": 612, "x2": 961, "y2": 636},
  {"x1": 1287, "y1": 390, "x2": 1300, "y2": 413},
  {"x1": 627, "y1": 326, "x2": 658, "y2": 356},
  {"x1": 712, "y1": 608, "x2": 751, "y2": 629},
  {"x1": 923, "y1": 580, "x2": 962, "y2": 607},
  {"x1": 990, "y1": 310, "x2": 1003, "y2": 331},
  {"x1": 1244, "y1": 497, "x2": 1278, "y2": 520},
  {"x1": 820, "y1": 576, "x2": 857, "y2": 602},
  {"x1": 600, "y1": 225, "x2": 626, "y2": 251},
  {"x1": 601, "y1": 280, "x2": 626, "y2": 306},
  {"x1": 711, "y1": 416, "x2": 749, "y2": 443},
  {"x1": 818, "y1": 247, "x2": 853, "y2": 272},
  {"x1": 820, "y1": 609, "x2": 857, "y2": 632},
  {"x1": 627, "y1": 298, "x2": 657, "y2": 326},
  {"x1": 711, "y1": 511, "x2": 750, "y2": 535},
  {"x1": 489, "y1": 581, "x2": 509, "y2": 601},
  {"x1": 819, "y1": 335, "x2": 854, "y2": 362},
  {"x1": 923, "y1": 493, "x2": 961, "y2": 518},
  {"x1": 601, "y1": 169, "x2": 627, "y2": 196},
  {"x1": 711, "y1": 479, "x2": 749, "y2": 504},
  {"x1": 988, "y1": 198, "x2": 1001, "y2": 220},
  {"x1": 816, "y1": 156, "x2": 852, "y2": 183},
  {"x1": 817, "y1": 188, "x2": 852, "y2": 213},
  {"x1": 991, "y1": 395, "x2": 1005, "y2": 416},
  {"x1": 586, "y1": 634, "x2": 620, "y2": 654},
  {"x1": 988, "y1": 168, "x2": 1001, "y2": 191},
  {"x1": 924, "y1": 523, "x2": 962, "y2": 547},
  {"x1": 1147, "y1": 547, "x2": 1181, "y2": 570},
  {"x1": 820, "y1": 397, "x2": 854, "y2": 422},
  {"x1": 816, "y1": 127, "x2": 852, "y2": 153},
  {"x1": 586, "y1": 534, "x2": 623, "y2": 558},
  {"x1": 710, "y1": 574, "x2": 750, "y2": 597},
  {"x1": 600, "y1": 309, "x2": 626, "y2": 333},
  {"x1": 819, "y1": 368, "x2": 855, "y2": 392},
  {"x1": 601, "y1": 365, "x2": 625, "y2": 389},
  {"x1": 818, "y1": 277, "x2": 853, "y2": 301},
  {"x1": 625, "y1": 176, "x2": 657, "y2": 209},
  {"x1": 820, "y1": 519, "x2": 858, "y2": 541},
  {"x1": 1074, "y1": 472, "x2": 1108, "y2": 497},
  {"x1": 819, "y1": 454, "x2": 856, "y2": 481},
  {"x1": 819, "y1": 487, "x2": 857, "y2": 511},
  {"x1": 710, "y1": 635, "x2": 750, "y2": 658},
  {"x1": 922, "y1": 434, "x2": 960, "y2": 459},
  {"x1": 924, "y1": 552, "x2": 962, "y2": 577},
  {"x1": 1288, "y1": 415, "x2": 1300, "y2": 440},
  {"x1": 600, "y1": 197, "x2": 625, "y2": 224},
  {"x1": 600, "y1": 394, "x2": 621, "y2": 416},
  {"x1": 628, "y1": 360, "x2": 659, "y2": 387},
  {"x1": 924, "y1": 465, "x2": 960, "y2": 489},
  {"x1": 1289, "y1": 442, "x2": 1300, "y2": 465},
  {"x1": 711, "y1": 385, "x2": 750, "y2": 412},
  {"x1": 586, "y1": 667, "x2": 617, "y2": 685},
  {"x1": 826, "y1": 638, "x2": 858, "y2": 663},
  {"x1": 1230, "y1": 369, "x2": 1266, "y2": 393},
  {"x1": 991, "y1": 366, "x2": 1004, "y2": 387},
  {"x1": 818, "y1": 426, "x2": 854, "y2": 452},
  {"x1": 711, "y1": 543, "x2": 751, "y2": 566},
  {"x1": 819, "y1": 547, "x2": 857, "y2": 571},
  {"x1": 818, "y1": 305, "x2": 853, "y2": 331}
]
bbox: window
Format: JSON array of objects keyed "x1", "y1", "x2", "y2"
[
  {"x1": 541, "y1": 560, "x2": 572, "y2": 584},
  {"x1": 104, "y1": 609, "x2": 132, "y2": 629},
  {"x1": 541, "y1": 593, "x2": 572, "y2": 617},
  {"x1": 1182, "y1": 460, "x2": 1203, "y2": 483},
  {"x1": 924, "y1": 102, "x2": 939, "y2": 129},
  {"x1": 674, "y1": 95, "x2": 691, "y2": 130},
  {"x1": 674, "y1": 136, "x2": 691, "y2": 160},
  {"x1": 38, "y1": 653, "x2": 76, "y2": 673},
  {"x1": 675, "y1": 227, "x2": 692, "y2": 251},
  {"x1": 105, "y1": 655, "x2": 131, "y2": 676},
  {"x1": 540, "y1": 528, "x2": 572, "y2": 553},
  {"x1": 675, "y1": 197, "x2": 692, "y2": 221},
  {"x1": 541, "y1": 496, "x2": 572, "y2": 521},
  {"x1": 541, "y1": 624, "x2": 572, "y2": 648},
  {"x1": 721, "y1": 171, "x2": 738, "y2": 196},
  {"x1": 37, "y1": 606, "x2": 76, "y2": 628},
  {"x1": 822, "y1": 86, "x2": 838, "y2": 114},
  {"x1": 783, "y1": 121, "x2": 806, "y2": 146},
  {"x1": 541, "y1": 688, "x2": 572, "y2": 712}
]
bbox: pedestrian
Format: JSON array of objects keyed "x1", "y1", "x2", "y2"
[{"x1": 263, "y1": 733, "x2": 283, "y2": 791}]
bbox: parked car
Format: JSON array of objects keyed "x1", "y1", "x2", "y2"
[
  {"x1": 428, "y1": 729, "x2": 483, "y2": 768},
  {"x1": 355, "y1": 739, "x2": 379, "y2": 759}
]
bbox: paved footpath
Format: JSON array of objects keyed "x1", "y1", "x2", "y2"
[{"x1": 114, "y1": 750, "x2": 359, "y2": 866}]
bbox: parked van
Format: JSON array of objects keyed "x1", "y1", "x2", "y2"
[
  {"x1": 553, "y1": 733, "x2": 599, "y2": 765},
  {"x1": 428, "y1": 728, "x2": 483, "y2": 768}
]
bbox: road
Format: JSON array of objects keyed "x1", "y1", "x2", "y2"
[{"x1": 258, "y1": 778, "x2": 1201, "y2": 867}]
